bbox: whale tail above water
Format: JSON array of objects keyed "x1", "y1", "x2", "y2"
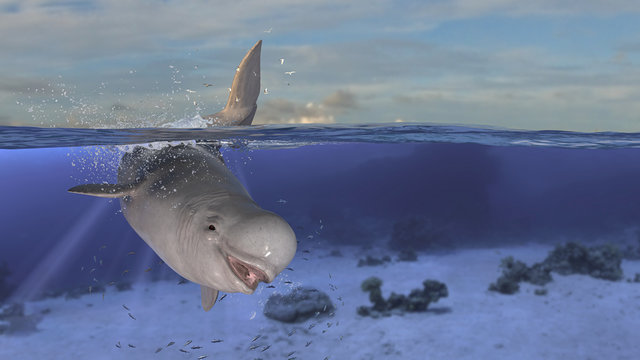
[{"x1": 203, "y1": 40, "x2": 262, "y2": 126}]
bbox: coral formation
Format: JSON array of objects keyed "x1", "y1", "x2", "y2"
[
  {"x1": 544, "y1": 242, "x2": 623, "y2": 281},
  {"x1": 357, "y1": 276, "x2": 448, "y2": 317},
  {"x1": 263, "y1": 287, "x2": 334, "y2": 323},
  {"x1": 357, "y1": 255, "x2": 391, "y2": 267},
  {"x1": 489, "y1": 242, "x2": 623, "y2": 295}
]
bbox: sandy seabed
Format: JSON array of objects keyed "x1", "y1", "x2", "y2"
[{"x1": 1, "y1": 244, "x2": 639, "y2": 360}]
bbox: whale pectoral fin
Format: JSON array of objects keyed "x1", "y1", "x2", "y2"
[
  {"x1": 201, "y1": 286, "x2": 219, "y2": 312},
  {"x1": 68, "y1": 183, "x2": 136, "y2": 198}
]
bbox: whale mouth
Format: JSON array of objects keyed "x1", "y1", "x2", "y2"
[{"x1": 227, "y1": 255, "x2": 269, "y2": 291}]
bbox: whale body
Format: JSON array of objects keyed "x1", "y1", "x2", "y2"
[{"x1": 69, "y1": 40, "x2": 297, "y2": 311}]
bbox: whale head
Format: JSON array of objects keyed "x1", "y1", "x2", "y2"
[{"x1": 184, "y1": 198, "x2": 297, "y2": 294}]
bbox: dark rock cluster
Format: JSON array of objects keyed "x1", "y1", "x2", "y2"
[
  {"x1": 489, "y1": 242, "x2": 624, "y2": 295},
  {"x1": 357, "y1": 255, "x2": 391, "y2": 267},
  {"x1": 0, "y1": 302, "x2": 39, "y2": 335},
  {"x1": 357, "y1": 276, "x2": 448, "y2": 317},
  {"x1": 489, "y1": 256, "x2": 552, "y2": 295},
  {"x1": 263, "y1": 287, "x2": 334, "y2": 323},
  {"x1": 396, "y1": 249, "x2": 418, "y2": 262}
]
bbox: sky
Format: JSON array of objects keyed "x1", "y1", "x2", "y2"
[{"x1": 1, "y1": 0, "x2": 640, "y2": 131}]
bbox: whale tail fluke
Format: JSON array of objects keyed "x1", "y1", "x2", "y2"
[{"x1": 204, "y1": 40, "x2": 262, "y2": 126}]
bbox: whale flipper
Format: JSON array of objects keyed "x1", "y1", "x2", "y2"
[
  {"x1": 68, "y1": 183, "x2": 138, "y2": 198},
  {"x1": 201, "y1": 286, "x2": 219, "y2": 312},
  {"x1": 204, "y1": 40, "x2": 262, "y2": 126}
]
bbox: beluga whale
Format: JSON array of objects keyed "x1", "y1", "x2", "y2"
[{"x1": 68, "y1": 40, "x2": 297, "y2": 311}]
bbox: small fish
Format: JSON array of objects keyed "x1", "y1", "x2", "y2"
[
  {"x1": 287, "y1": 351, "x2": 296, "y2": 357},
  {"x1": 184, "y1": 340, "x2": 192, "y2": 346},
  {"x1": 108, "y1": 281, "x2": 115, "y2": 286},
  {"x1": 128, "y1": 312, "x2": 136, "y2": 320},
  {"x1": 102, "y1": 292, "x2": 105, "y2": 300},
  {"x1": 285, "y1": 267, "x2": 294, "y2": 271},
  {"x1": 219, "y1": 294, "x2": 227, "y2": 301},
  {"x1": 323, "y1": 357, "x2": 329, "y2": 360},
  {"x1": 264, "y1": 27, "x2": 272, "y2": 33},
  {"x1": 263, "y1": 88, "x2": 269, "y2": 95},
  {"x1": 99, "y1": 245, "x2": 107, "y2": 250},
  {"x1": 303, "y1": 257, "x2": 309, "y2": 261},
  {"x1": 93, "y1": 255, "x2": 97, "y2": 263},
  {"x1": 284, "y1": 281, "x2": 293, "y2": 285},
  {"x1": 121, "y1": 269, "x2": 129, "y2": 276},
  {"x1": 80, "y1": 266, "x2": 84, "y2": 272},
  {"x1": 122, "y1": 304, "x2": 130, "y2": 311},
  {"x1": 115, "y1": 342, "x2": 121, "y2": 348},
  {"x1": 210, "y1": 339, "x2": 223, "y2": 343},
  {"x1": 303, "y1": 250, "x2": 310, "y2": 254},
  {"x1": 305, "y1": 341, "x2": 312, "y2": 347},
  {"x1": 287, "y1": 329, "x2": 296, "y2": 336},
  {"x1": 280, "y1": 58, "x2": 285, "y2": 65},
  {"x1": 261, "y1": 345, "x2": 271, "y2": 352},
  {"x1": 144, "y1": 267, "x2": 152, "y2": 272},
  {"x1": 90, "y1": 268, "x2": 96, "y2": 274},
  {"x1": 203, "y1": 83, "x2": 213, "y2": 87},
  {"x1": 155, "y1": 347, "x2": 163, "y2": 353},
  {"x1": 307, "y1": 235, "x2": 313, "y2": 239},
  {"x1": 266, "y1": 285, "x2": 276, "y2": 289},
  {"x1": 198, "y1": 356, "x2": 208, "y2": 360},
  {"x1": 186, "y1": 89, "x2": 196, "y2": 93},
  {"x1": 249, "y1": 345, "x2": 259, "y2": 350},
  {"x1": 251, "y1": 335, "x2": 261, "y2": 342},
  {"x1": 128, "y1": 344, "x2": 135, "y2": 348},
  {"x1": 177, "y1": 278, "x2": 188, "y2": 285},
  {"x1": 285, "y1": 71, "x2": 296, "y2": 75},
  {"x1": 166, "y1": 341, "x2": 175, "y2": 347},
  {"x1": 88, "y1": 286, "x2": 92, "y2": 294},
  {"x1": 191, "y1": 346, "x2": 202, "y2": 350},
  {"x1": 179, "y1": 349, "x2": 189, "y2": 353},
  {"x1": 308, "y1": 323, "x2": 316, "y2": 329},
  {"x1": 276, "y1": 199, "x2": 287, "y2": 204},
  {"x1": 127, "y1": 251, "x2": 135, "y2": 256}
]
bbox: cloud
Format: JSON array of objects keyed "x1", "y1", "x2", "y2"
[
  {"x1": 255, "y1": 98, "x2": 335, "y2": 124},
  {"x1": 322, "y1": 89, "x2": 358, "y2": 111},
  {"x1": 255, "y1": 89, "x2": 359, "y2": 124}
]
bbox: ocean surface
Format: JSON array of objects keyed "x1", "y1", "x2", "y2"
[{"x1": 1, "y1": 123, "x2": 639, "y2": 359}]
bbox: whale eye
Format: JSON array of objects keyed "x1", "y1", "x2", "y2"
[{"x1": 208, "y1": 224, "x2": 216, "y2": 231}]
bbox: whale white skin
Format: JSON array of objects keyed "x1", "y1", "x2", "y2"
[{"x1": 116, "y1": 145, "x2": 297, "y2": 295}]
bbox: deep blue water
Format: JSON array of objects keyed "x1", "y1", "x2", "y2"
[{"x1": 2, "y1": 123, "x2": 640, "y2": 295}]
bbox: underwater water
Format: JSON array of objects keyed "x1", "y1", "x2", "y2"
[{"x1": 1, "y1": 123, "x2": 640, "y2": 360}]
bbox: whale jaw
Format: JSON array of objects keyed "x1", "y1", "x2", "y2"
[{"x1": 227, "y1": 255, "x2": 269, "y2": 291}]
